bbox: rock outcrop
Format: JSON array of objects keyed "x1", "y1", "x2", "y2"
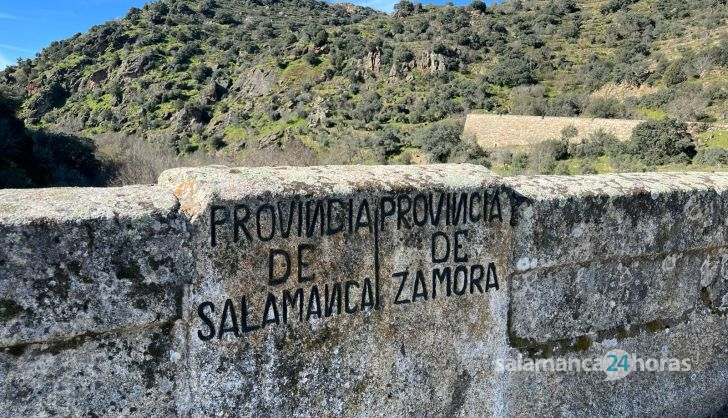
[
  {"x1": 232, "y1": 67, "x2": 278, "y2": 98},
  {"x1": 306, "y1": 96, "x2": 330, "y2": 128}
]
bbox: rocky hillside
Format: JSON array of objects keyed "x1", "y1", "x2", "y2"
[
  {"x1": 0, "y1": 0, "x2": 727, "y2": 164},
  {"x1": 0, "y1": 98, "x2": 109, "y2": 188}
]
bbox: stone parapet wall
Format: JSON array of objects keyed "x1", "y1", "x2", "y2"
[
  {"x1": 503, "y1": 173, "x2": 728, "y2": 416},
  {"x1": 463, "y1": 114, "x2": 644, "y2": 148},
  {"x1": 463, "y1": 114, "x2": 728, "y2": 149},
  {"x1": 1, "y1": 166, "x2": 727, "y2": 417},
  {"x1": 0, "y1": 186, "x2": 193, "y2": 416}
]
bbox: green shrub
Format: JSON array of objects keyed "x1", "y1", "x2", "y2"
[
  {"x1": 394, "y1": 0, "x2": 415, "y2": 16},
  {"x1": 663, "y1": 61, "x2": 688, "y2": 86},
  {"x1": 530, "y1": 139, "x2": 569, "y2": 174},
  {"x1": 553, "y1": 161, "x2": 571, "y2": 175},
  {"x1": 412, "y1": 119, "x2": 489, "y2": 165},
  {"x1": 600, "y1": 0, "x2": 637, "y2": 15},
  {"x1": 576, "y1": 160, "x2": 597, "y2": 174},
  {"x1": 313, "y1": 30, "x2": 329, "y2": 47},
  {"x1": 561, "y1": 125, "x2": 579, "y2": 140},
  {"x1": 610, "y1": 154, "x2": 655, "y2": 172},
  {"x1": 509, "y1": 85, "x2": 547, "y2": 116},
  {"x1": 216, "y1": 10, "x2": 239, "y2": 25},
  {"x1": 354, "y1": 91, "x2": 382, "y2": 124},
  {"x1": 488, "y1": 58, "x2": 535, "y2": 88},
  {"x1": 694, "y1": 148, "x2": 728, "y2": 165},
  {"x1": 547, "y1": 94, "x2": 587, "y2": 117},
  {"x1": 459, "y1": 142, "x2": 491, "y2": 167},
  {"x1": 412, "y1": 120, "x2": 463, "y2": 163},
  {"x1": 470, "y1": 0, "x2": 487, "y2": 13},
  {"x1": 627, "y1": 119, "x2": 695, "y2": 165},
  {"x1": 570, "y1": 129, "x2": 623, "y2": 158},
  {"x1": 305, "y1": 50, "x2": 320, "y2": 65},
  {"x1": 190, "y1": 65, "x2": 212, "y2": 83},
  {"x1": 371, "y1": 126, "x2": 404, "y2": 160},
  {"x1": 393, "y1": 46, "x2": 414, "y2": 65},
  {"x1": 585, "y1": 97, "x2": 627, "y2": 119},
  {"x1": 511, "y1": 152, "x2": 529, "y2": 172},
  {"x1": 580, "y1": 56, "x2": 615, "y2": 91}
]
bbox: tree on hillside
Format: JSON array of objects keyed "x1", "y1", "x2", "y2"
[
  {"x1": 413, "y1": 120, "x2": 462, "y2": 163},
  {"x1": 371, "y1": 126, "x2": 404, "y2": 160},
  {"x1": 586, "y1": 97, "x2": 628, "y2": 119},
  {"x1": 470, "y1": 0, "x2": 487, "y2": 13},
  {"x1": 394, "y1": 0, "x2": 415, "y2": 16},
  {"x1": 488, "y1": 58, "x2": 535, "y2": 88},
  {"x1": 691, "y1": 54, "x2": 715, "y2": 78},
  {"x1": 628, "y1": 119, "x2": 695, "y2": 165},
  {"x1": 662, "y1": 61, "x2": 688, "y2": 86},
  {"x1": 355, "y1": 91, "x2": 382, "y2": 124}
]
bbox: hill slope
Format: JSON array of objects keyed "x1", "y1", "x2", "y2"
[{"x1": 0, "y1": 0, "x2": 727, "y2": 165}]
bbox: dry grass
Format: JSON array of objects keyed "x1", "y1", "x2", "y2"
[
  {"x1": 238, "y1": 139, "x2": 318, "y2": 167},
  {"x1": 95, "y1": 134, "x2": 234, "y2": 185},
  {"x1": 95, "y1": 135, "x2": 323, "y2": 185}
]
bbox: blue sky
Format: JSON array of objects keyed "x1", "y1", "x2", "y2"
[
  {"x1": 0, "y1": 0, "x2": 150, "y2": 69},
  {"x1": 0, "y1": 0, "x2": 486, "y2": 70}
]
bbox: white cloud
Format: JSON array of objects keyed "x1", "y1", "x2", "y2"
[
  {"x1": 0, "y1": 53, "x2": 11, "y2": 70},
  {"x1": 0, "y1": 44, "x2": 35, "y2": 54}
]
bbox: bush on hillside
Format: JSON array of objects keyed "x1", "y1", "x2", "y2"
[
  {"x1": 470, "y1": 0, "x2": 487, "y2": 13},
  {"x1": 511, "y1": 152, "x2": 529, "y2": 172},
  {"x1": 570, "y1": 129, "x2": 623, "y2": 158},
  {"x1": 530, "y1": 139, "x2": 570, "y2": 174},
  {"x1": 547, "y1": 94, "x2": 587, "y2": 117},
  {"x1": 585, "y1": 97, "x2": 628, "y2": 119},
  {"x1": 627, "y1": 119, "x2": 695, "y2": 165},
  {"x1": 412, "y1": 119, "x2": 489, "y2": 165},
  {"x1": 561, "y1": 125, "x2": 579, "y2": 140},
  {"x1": 489, "y1": 58, "x2": 535, "y2": 88},
  {"x1": 575, "y1": 160, "x2": 597, "y2": 174},
  {"x1": 371, "y1": 126, "x2": 404, "y2": 161},
  {"x1": 412, "y1": 120, "x2": 463, "y2": 163},
  {"x1": 662, "y1": 61, "x2": 688, "y2": 86},
  {"x1": 694, "y1": 147, "x2": 728, "y2": 165},
  {"x1": 610, "y1": 153, "x2": 655, "y2": 172},
  {"x1": 510, "y1": 85, "x2": 547, "y2": 116}
]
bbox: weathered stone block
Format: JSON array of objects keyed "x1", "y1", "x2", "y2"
[
  {"x1": 0, "y1": 325, "x2": 181, "y2": 417},
  {"x1": 506, "y1": 173, "x2": 728, "y2": 271},
  {"x1": 160, "y1": 165, "x2": 512, "y2": 417},
  {"x1": 503, "y1": 312, "x2": 728, "y2": 417},
  {"x1": 0, "y1": 187, "x2": 193, "y2": 346},
  {"x1": 699, "y1": 247, "x2": 728, "y2": 315},
  {"x1": 510, "y1": 251, "x2": 704, "y2": 343}
]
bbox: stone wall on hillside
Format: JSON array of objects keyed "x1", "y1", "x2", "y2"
[
  {"x1": 463, "y1": 114, "x2": 644, "y2": 148},
  {"x1": 1, "y1": 166, "x2": 728, "y2": 417}
]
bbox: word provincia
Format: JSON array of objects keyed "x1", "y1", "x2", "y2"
[{"x1": 208, "y1": 189, "x2": 504, "y2": 246}]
